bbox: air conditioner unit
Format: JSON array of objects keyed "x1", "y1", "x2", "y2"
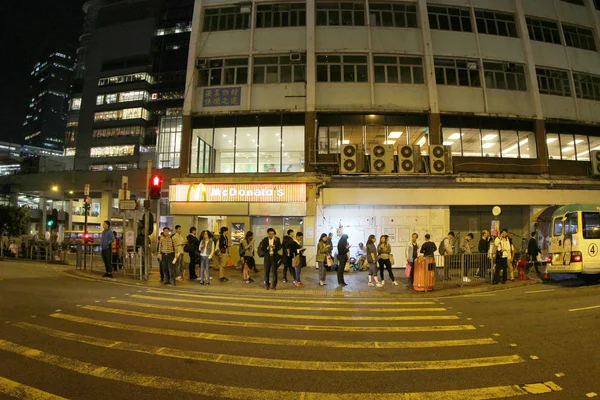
[
  {"x1": 591, "y1": 150, "x2": 600, "y2": 177},
  {"x1": 289, "y1": 52, "x2": 302, "y2": 63},
  {"x1": 369, "y1": 144, "x2": 395, "y2": 174},
  {"x1": 340, "y1": 144, "x2": 365, "y2": 174},
  {"x1": 195, "y1": 58, "x2": 208, "y2": 69},
  {"x1": 397, "y1": 145, "x2": 422, "y2": 174},
  {"x1": 429, "y1": 145, "x2": 453, "y2": 175},
  {"x1": 466, "y1": 61, "x2": 478, "y2": 70}
]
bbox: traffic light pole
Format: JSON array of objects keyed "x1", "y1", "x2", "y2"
[
  {"x1": 83, "y1": 200, "x2": 89, "y2": 270},
  {"x1": 144, "y1": 160, "x2": 151, "y2": 280}
]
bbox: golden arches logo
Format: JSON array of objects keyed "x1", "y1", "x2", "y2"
[{"x1": 186, "y1": 184, "x2": 207, "y2": 202}]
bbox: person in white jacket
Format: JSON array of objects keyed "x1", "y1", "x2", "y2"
[
  {"x1": 198, "y1": 230, "x2": 215, "y2": 285},
  {"x1": 493, "y1": 229, "x2": 510, "y2": 284}
]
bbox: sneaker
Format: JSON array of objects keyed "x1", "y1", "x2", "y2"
[
  {"x1": 206, "y1": 282, "x2": 210, "y2": 286},
  {"x1": 271, "y1": 287, "x2": 277, "y2": 291},
  {"x1": 381, "y1": 280, "x2": 385, "y2": 286},
  {"x1": 376, "y1": 282, "x2": 383, "y2": 287},
  {"x1": 392, "y1": 281, "x2": 399, "y2": 286},
  {"x1": 199, "y1": 281, "x2": 204, "y2": 285},
  {"x1": 196, "y1": 277, "x2": 202, "y2": 281},
  {"x1": 368, "y1": 282, "x2": 374, "y2": 287},
  {"x1": 295, "y1": 282, "x2": 305, "y2": 287},
  {"x1": 462, "y1": 277, "x2": 471, "y2": 283},
  {"x1": 282, "y1": 279, "x2": 288, "y2": 283},
  {"x1": 319, "y1": 282, "x2": 327, "y2": 286},
  {"x1": 102, "y1": 273, "x2": 110, "y2": 277},
  {"x1": 244, "y1": 279, "x2": 250, "y2": 284},
  {"x1": 219, "y1": 277, "x2": 229, "y2": 282},
  {"x1": 265, "y1": 284, "x2": 270, "y2": 290},
  {"x1": 176, "y1": 276, "x2": 183, "y2": 282},
  {"x1": 293, "y1": 280, "x2": 297, "y2": 284},
  {"x1": 248, "y1": 278, "x2": 254, "y2": 283}
]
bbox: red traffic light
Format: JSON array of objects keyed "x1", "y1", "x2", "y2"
[
  {"x1": 149, "y1": 174, "x2": 163, "y2": 199},
  {"x1": 83, "y1": 232, "x2": 92, "y2": 243}
]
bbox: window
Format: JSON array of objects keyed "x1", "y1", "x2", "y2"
[
  {"x1": 96, "y1": 90, "x2": 149, "y2": 105},
  {"x1": 198, "y1": 58, "x2": 249, "y2": 86},
  {"x1": 156, "y1": 109, "x2": 182, "y2": 169},
  {"x1": 434, "y1": 58, "x2": 481, "y2": 87},
  {"x1": 156, "y1": 22, "x2": 192, "y2": 36},
  {"x1": 546, "y1": 133, "x2": 598, "y2": 161},
  {"x1": 373, "y1": 56, "x2": 424, "y2": 84},
  {"x1": 553, "y1": 217, "x2": 563, "y2": 236},
  {"x1": 90, "y1": 145, "x2": 135, "y2": 158},
  {"x1": 563, "y1": 24, "x2": 596, "y2": 51},
  {"x1": 582, "y1": 212, "x2": 600, "y2": 239},
  {"x1": 64, "y1": 148, "x2": 76, "y2": 156},
  {"x1": 564, "y1": 212, "x2": 578, "y2": 235},
  {"x1": 573, "y1": 72, "x2": 600, "y2": 101},
  {"x1": 526, "y1": 17, "x2": 561, "y2": 44},
  {"x1": 318, "y1": 126, "x2": 341, "y2": 154},
  {"x1": 202, "y1": 7, "x2": 251, "y2": 32},
  {"x1": 483, "y1": 61, "x2": 527, "y2": 91},
  {"x1": 317, "y1": 55, "x2": 368, "y2": 82},
  {"x1": 428, "y1": 6, "x2": 472, "y2": 32},
  {"x1": 475, "y1": 10, "x2": 517, "y2": 37},
  {"x1": 93, "y1": 107, "x2": 151, "y2": 122},
  {"x1": 93, "y1": 126, "x2": 145, "y2": 138},
  {"x1": 89, "y1": 163, "x2": 137, "y2": 171},
  {"x1": 70, "y1": 98, "x2": 81, "y2": 110},
  {"x1": 253, "y1": 55, "x2": 306, "y2": 84},
  {"x1": 536, "y1": 67, "x2": 571, "y2": 97},
  {"x1": 368, "y1": 3, "x2": 417, "y2": 28},
  {"x1": 560, "y1": 0, "x2": 585, "y2": 5},
  {"x1": 443, "y1": 128, "x2": 536, "y2": 158},
  {"x1": 316, "y1": 2, "x2": 365, "y2": 26},
  {"x1": 98, "y1": 72, "x2": 154, "y2": 87},
  {"x1": 256, "y1": 4, "x2": 306, "y2": 28}
]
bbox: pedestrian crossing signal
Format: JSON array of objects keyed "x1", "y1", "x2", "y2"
[{"x1": 149, "y1": 174, "x2": 163, "y2": 200}]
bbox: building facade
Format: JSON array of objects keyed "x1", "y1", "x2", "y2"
[
  {"x1": 22, "y1": 52, "x2": 74, "y2": 152},
  {"x1": 171, "y1": 0, "x2": 600, "y2": 263}
]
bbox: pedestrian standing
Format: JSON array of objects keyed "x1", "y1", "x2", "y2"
[
  {"x1": 101, "y1": 220, "x2": 114, "y2": 278},
  {"x1": 218, "y1": 227, "x2": 230, "y2": 282},
  {"x1": 289, "y1": 232, "x2": 306, "y2": 287},
  {"x1": 198, "y1": 230, "x2": 214, "y2": 285},
  {"x1": 282, "y1": 229, "x2": 295, "y2": 283},
  {"x1": 377, "y1": 235, "x2": 397, "y2": 286},
  {"x1": 316, "y1": 233, "x2": 329, "y2": 286},
  {"x1": 111, "y1": 231, "x2": 120, "y2": 271},
  {"x1": 477, "y1": 230, "x2": 491, "y2": 278},
  {"x1": 172, "y1": 225, "x2": 186, "y2": 281},
  {"x1": 440, "y1": 232, "x2": 455, "y2": 280},
  {"x1": 405, "y1": 233, "x2": 419, "y2": 285},
  {"x1": 337, "y1": 234, "x2": 350, "y2": 286},
  {"x1": 240, "y1": 231, "x2": 255, "y2": 283},
  {"x1": 158, "y1": 227, "x2": 176, "y2": 285},
  {"x1": 259, "y1": 228, "x2": 282, "y2": 290},
  {"x1": 493, "y1": 229, "x2": 510, "y2": 284},
  {"x1": 187, "y1": 227, "x2": 200, "y2": 280},
  {"x1": 366, "y1": 234, "x2": 383, "y2": 287},
  {"x1": 460, "y1": 233, "x2": 476, "y2": 282},
  {"x1": 527, "y1": 231, "x2": 542, "y2": 277}
]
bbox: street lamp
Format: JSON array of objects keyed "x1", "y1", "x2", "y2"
[
  {"x1": 68, "y1": 190, "x2": 73, "y2": 195},
  {"x1": 51, "y1": 185, "x2": 58, "y2": 192}
]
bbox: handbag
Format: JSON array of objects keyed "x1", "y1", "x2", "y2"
[
  {"x1": 389, "y1": 254, "x2": 395, "y2": 265},
  {"x1": 292, "y1": 255, "x2": 300, "y2": 268},
  {"x1": 326, "y1": 256, "x2": 333, "y2": 267},
  {"x1": 405, "y1": 262, "x2": 412, "y2": 278}
]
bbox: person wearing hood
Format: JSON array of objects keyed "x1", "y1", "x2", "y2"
[{"x1": 337, "y1": 234, "x2": 350, "y2": 286}]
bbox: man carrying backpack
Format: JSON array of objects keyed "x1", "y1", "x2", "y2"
[{"x1": 186, "y1": 227, "x2": 200, "y2": 280}]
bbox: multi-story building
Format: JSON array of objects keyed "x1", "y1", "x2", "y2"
[
  {"x1": 168, "y1": 0, "x2": 600, "y2": 263},
  {"x1": 68, "y1": 0, "x2": 193, "y2": 172},
  {"x1": 22, "y1": 52, "x2": 74, "y2": 152}
]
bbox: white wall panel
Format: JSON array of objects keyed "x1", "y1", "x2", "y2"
[
  {"x1": 556, "y1": 1, "x2": 594, "y2": 27},
  {"x1": 577, "y1": 99, "x2": 600, "y2": 124},
  {"x1": 567, "y1": 48, "x2": 600, "y2": 75},
  {"x1": 373, "y1": 85, "x2": 429, "y2": 111},
  {"x1": 486, "y1": 89, "x2": 533, "y2": 117},
  {"x1": 540, "y1": 95, "x2": 578, "y2": 120},
  {"x1": 315, "y1": 27, "x2": 369, "y2": 51},
  {"x1": 370, "y1": 29, "x2": 423, "y2": 54},
  {"x1": 471, "y1": 0, "x2": 515, "y2": 12},
  {"x1": 438, "y1": 86, "x2": 485, "y2": 113},
  {"x1": 531, "y1": 42, "x2": 569, "y2": 70},
  {"x1": 431, "y1": 31, "x2": 478, "y2": 58},
  {"x1": 198, "y1": 31, "x2": 250, "y2": 57},
  {"x1": 253, "y1": 28, "x2": 306, "y2": 52},
  {"x1": 479, "y1": 36, "x2": 524, "y2": 63},
  {"x1": 251, "y1": 84, "x2": 307, "y2": 111},
  {"x1": 521, "y1": 0, "x2": 557, "y2": 20},
  {"x1": 316, "y1": 83, "x2": 371, "y2": 109}
]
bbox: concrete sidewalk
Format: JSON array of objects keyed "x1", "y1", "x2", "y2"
[{"x1": 61, "y1": 261, "x2": 543, "y2": 298}]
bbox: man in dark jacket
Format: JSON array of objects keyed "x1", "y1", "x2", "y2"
[
  {"x1": 281, "y1": 229, "x2": 295, "y2": 283},
  {"x1": 527, "y1": 231, "x2": 542, "y2": 276},
  {"x1": 187, "y1": 227, "x2": 200, "y2": 280},
  {"x1": 477, "y1": 230, "x2": 491, "y2": 278},
  {"x1": 337, "y1": 234, "x2": 350, "y2": 286},
  {"x1": 259, "y1": 228, "x2": 282, "y2": 290}
]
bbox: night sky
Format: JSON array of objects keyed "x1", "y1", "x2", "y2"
[{"x1": 0, "y1": 0, "x2": 85, "y2": 144}]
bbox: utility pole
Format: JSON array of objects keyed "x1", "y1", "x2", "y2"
[
  {"x1": 144, "y1": 160, "x2": 151, "y2": 280},
  {"x1": 83, "y1": 184, "x2": 90, "y2": 270}
]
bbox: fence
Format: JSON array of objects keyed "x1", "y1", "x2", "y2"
[
  {"x1": 0, "y1": 239, "x2": 67, "y2": 264},
  {"x1": 420, "y1": 253, "x2": 495, "y2": 287}
]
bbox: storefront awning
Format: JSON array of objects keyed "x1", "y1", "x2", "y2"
[{"x1": 531, "y1": 205, "x2": 559, "y2": 222}]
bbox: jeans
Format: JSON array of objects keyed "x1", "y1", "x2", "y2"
[
  {"x1": 176, "y1": 254, "x2": 184, "y2": 276},
  {"x1": 378, "y1": 258, "x2": 395, "y2": 282},
  {"x1": 317, "y1": 261, "x2": 327, "y2": 282},
  {"x1": 161, "y1": 252, "x2": 176, "y2": 284},
  {"x1": 199, "y1": 256, "x2": 210, "y2": 283},
  {"x1": 101, "y1": 249, "x2": 112, "y2": 274},
  {"x1": 264, "y1": 254, "x2": 278, "y2": 288},
  {"x1": 337, "y1": 254, "x2": 348, "y2": 284},
  {"x1": 493, "y1": 257, "x2": 508, "y2": 283}
]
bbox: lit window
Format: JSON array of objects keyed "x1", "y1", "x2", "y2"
[
  {"x1": 198, "y1": 58, "x2": 249, "y2": 86},
  {"x1": 70, "y1": 98, "x2": 82, "y2": 110},
  {"x1": 428, "y1": 6, "x2": 472, "y2": 32},
  {"x1": 90, "y1": 145, "x2": 136, "y2": 158}
]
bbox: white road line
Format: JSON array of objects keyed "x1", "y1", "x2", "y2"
[
  {"x1": 525, "y1": 289, "x2": 555, "y2": 294},
  {"x1": 568, "y1": 305, "x2": 600, "y2": 312}
]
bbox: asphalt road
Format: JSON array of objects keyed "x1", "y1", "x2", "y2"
[{"x1": 0, "y1": 262, "x2": 598, "y2": 399}]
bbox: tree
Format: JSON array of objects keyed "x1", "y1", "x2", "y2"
[{"x1": 0, "y1": 205, "x2": 30, "y2": 237}]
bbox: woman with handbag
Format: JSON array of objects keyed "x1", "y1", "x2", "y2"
[
  {"x1": 316, "y1": 233, "x2": 329, "y2": 286},
  {"x1": 377, "y1": 235, "x2": 397, "y2": 286},
  {"x1": 240, "y1": 231, "x2": 256, "y2": 283}
]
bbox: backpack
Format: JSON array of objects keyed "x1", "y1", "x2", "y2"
[
  {"x1": 257, "y1": 242, "x2": 265, "y2": 258},
  {"x1": 184, "y1": 242, "x2": 193, "y2": 253},
  {"x1": 238, "y1": 242, "x2": 245, "y2": 257},
  {"x1": 438, "y1": 239, "x2": 446, "y2": 255}
]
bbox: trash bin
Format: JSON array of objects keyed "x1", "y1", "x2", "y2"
[{"x1": 413, "y1": 256, "x2": 435, "y2": 292}]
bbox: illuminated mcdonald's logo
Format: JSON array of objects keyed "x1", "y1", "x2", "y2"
[{"x1": 170, "y1": 183, "x2": 306, "y2": 203}]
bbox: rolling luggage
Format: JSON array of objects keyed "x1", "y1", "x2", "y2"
[{"x1": 413, "y1": 256, "x2": 435, "y2": 292}]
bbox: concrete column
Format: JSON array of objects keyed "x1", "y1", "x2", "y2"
[
  {"x1": 417, "y1": 0, "x2": 439, "y2": 114},
  {"x1": 585, "y1": 0, "x2": 600, "y2": 48},
  {"x1": 428, "y1": 113, "x2": 441, "y2": 145},
  {"x1": 534, "y1": 119, "x2": 550, "y2": 174},
  {"x1": 67, "y1": 200, "x2": 74, "y2": 231},
  {"x1": 514, "y1": 0, "x2": 544, "y2": 119},
  {"x1": 305, "y1": 111, "x2": 317, "y2": 172},
  {"x1": 8, "y1": 184, "x2": 19, "y2": 206},
  {"x1": 306, "y1": 0, "x2": 316, "y2": 111},
  {"x1": 180, "y1": 114, "x2": 192, "y2": 175},
  {"x1": 100, "y1": 191, "x2": 114, "y2": 224}
]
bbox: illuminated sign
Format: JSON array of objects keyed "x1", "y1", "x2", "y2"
[
  {"x1": 202, "y1": 87, "x2": 241, "y2": 107},
  {"x1": 170, "y1": 183, "x2": 306, "y2": 203}
]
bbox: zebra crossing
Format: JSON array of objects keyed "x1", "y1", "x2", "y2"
[{"x1": 0, "y1": 283, "x2": 565, "y2": 399}]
